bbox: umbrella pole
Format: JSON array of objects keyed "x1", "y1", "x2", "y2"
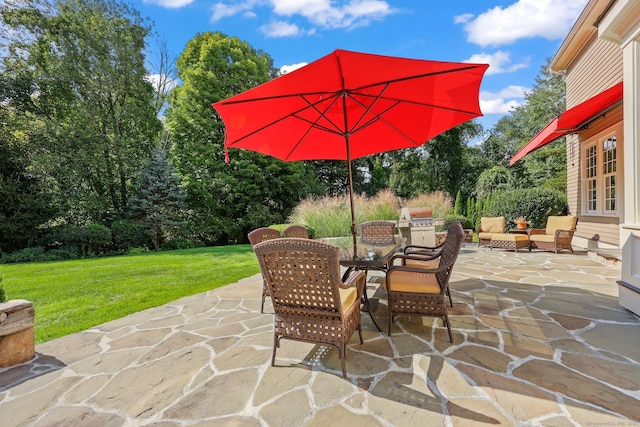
[{"x1": 346, "y1": 135, "x2": 358, "y2": 257}]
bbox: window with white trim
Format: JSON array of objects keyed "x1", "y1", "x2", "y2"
[{"x1": 582, "y1": 134, "x2": 617, "y2": 215}]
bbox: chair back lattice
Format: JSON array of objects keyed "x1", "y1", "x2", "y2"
[
  {"x1": 283, "y1": 225, "x2": 309, "y2": 239},
  {"x1": 359, "y1": 220, "x2": 397, "y2": 245},
  {"x1": 254, "y1": 238, "x2": 344, "y2": 314},
  {"x1": 248, "y1": 227, "x2": 281, "y2": 246},
  {"x1": 434, "y1": 221, "x2": 465, "y2": 289}
]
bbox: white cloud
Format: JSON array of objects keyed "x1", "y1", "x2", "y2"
[
  {"x1": 145, "y1": 73, "x2": 178, "y2": 94},
  {"x1": 211, "y1": 0, "x2": 260, "y2": 22},
  {"x1": 210, "y1": 0, "x2": 396, "y2": 33},
  {"x1": 480, "y1": 85, "x2": 529, "y2": 115},
  {"x1": 465, "y1": 50, "x2": 529, "y2": 75},
  {"x1": 457, "y1": 0, "x2": 588, "y2": 47},
  {"x1": 259, "y1": 20, "x2": 303, "y2": 38},
  {"x1": 279, "y1": 62, "x2": 308, "y2": 75},
  {"x1": 143, "y1": 0, "x2": 194, "y2": 9}
]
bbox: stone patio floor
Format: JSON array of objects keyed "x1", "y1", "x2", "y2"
[{"x1": 1, "y1": 246, "x2": 639, "y2": 426}]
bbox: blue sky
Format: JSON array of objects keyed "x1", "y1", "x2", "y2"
[{"x1": 135, "y1": 0, "x2": 588, "y2": 134}]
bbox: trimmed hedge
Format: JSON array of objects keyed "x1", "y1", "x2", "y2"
[{"x1": 485, "y1": 188, "x2": 567, "y2": 229}]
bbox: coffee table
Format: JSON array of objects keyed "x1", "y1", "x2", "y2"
[{"x1": 320, "y1": 235, "x2": 405, "y2": 331}]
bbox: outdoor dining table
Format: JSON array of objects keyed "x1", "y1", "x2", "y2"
[{"x1": 319, "y1": 235, "x2": 406, "y2": 331}]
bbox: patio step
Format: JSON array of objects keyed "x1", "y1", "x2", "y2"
[{"x1": 588, "y1": 249, "x2": 622, "y2": 268}]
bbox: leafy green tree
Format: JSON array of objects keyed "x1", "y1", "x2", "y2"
[
  {"x1": 453, "y1": 190, "x2": 463, "y2": 216},
  {"x1": 481, "y1": 57, "x2": 566, "y2": 188},
  {"x1": 166, "y1": 32, "x2": 322, "y2": 244},
  {"x1": 389, "y1": 121, "x2": 483, "y2": 198},
  {"x1": 2, "y1": 0, "x2": 161, "y2": 224},
  {"x1": 0, "y1": 70, "x2": 55, "y2": 253},
  {"x1": 128, "y1": 147, "x2": 187, "y2": 250},
  {"x1": 474, "y1": 166, "x2": 515, "y2": 199}
]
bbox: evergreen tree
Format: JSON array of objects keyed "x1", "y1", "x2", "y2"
[
  {"x1": 453, "y1": 190, "x2": 463, "y2": 216},
  {"x1": 128, "y1": 147, "x2": 187, "y2": 250}
]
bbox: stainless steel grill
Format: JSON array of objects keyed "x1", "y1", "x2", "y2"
[{"x1": 398, "y1": 207, "x2": 436, "y2": 246}]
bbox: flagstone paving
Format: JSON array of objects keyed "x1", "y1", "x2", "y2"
[{"x1": 1, "y1": 246, "x2": 639, "y2": 426}]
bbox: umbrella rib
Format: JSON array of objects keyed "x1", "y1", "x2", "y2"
[{"x1": 348, "y1": 64, "x2": 482, "y2": 93}]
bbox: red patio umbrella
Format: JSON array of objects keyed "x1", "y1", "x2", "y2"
[{"x1": 213, "y1": 49, "x2": 488, "y2": 253}]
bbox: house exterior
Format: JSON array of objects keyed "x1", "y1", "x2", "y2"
[{"x1": 512, "y1": 0, "x2": 640, "y2": 316}]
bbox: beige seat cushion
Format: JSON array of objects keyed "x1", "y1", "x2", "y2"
[
  {"x1": 339, "y1": 286, "x2": 358, "y2": 311},
  {"x1": 545, "y1": 216, "x2": 577, "y2": 235},
  {"x1": 529, "y1": 234, "x2": 556, "y2": 243},
  {"x1": 490, "y1": 233, "x2": 529, "y2": 242},
  {"x1": 478, "y1": 232, "x2": 498, "y2": 240},
  {"x1": 480, "y1": 217, "x2": 505, "y2": 233},
  {"x1": 404, "y1": 257, "x2": 439, "y2": 268},
  {"x1": 386, "y1": 270, "x2": 440, "y2": 294}
]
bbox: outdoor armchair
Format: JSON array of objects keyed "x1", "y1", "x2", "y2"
[
  {"x1": 385, "y1": 222, "x2": 465, "y2": 341},
  {"x1": 529, "y1": 216, "x2": 578, "y2": 253},
  {"x1": 253, "y1": 238, "x2": 366, "y2": 379},
  {"x1": 283, "y1": 225, "x2": 309, "y2": 239},
  {"x1": 248, "y1": 227, "x2": 282, "y2": 313},
  {"x1": 476, "y1": 216, "x2": 507, "y2": 248}
]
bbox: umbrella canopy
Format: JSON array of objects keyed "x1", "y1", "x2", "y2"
[{"x1": 213, "y1": 49, "x2": 488, "y2": 252}]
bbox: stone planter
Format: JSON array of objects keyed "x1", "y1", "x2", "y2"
[{"x1": 0, "y1": 299, "x2": 35, "y2": 367}]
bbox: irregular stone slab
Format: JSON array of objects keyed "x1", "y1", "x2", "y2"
[
  {"x1": 32, "y1": 405, "x2": 125, "y2": 427},
  {"x1": 448, "y1": 345, "x2": 513, "y2": 373},
  {"x1": 139, "y1": 331, "x2": 207, "y2": 362},
  {"x1": 214, "y1": 345, "x2": 271, "y2": 371},
  {"x1": 479, "y1": 315, "x2": 571, "y2": 340},
  {"x1": 89, "y1": 346, "x2": 212, "y2": 418},
  {"x1": 36, "y1": 331, "x2": 103, "y2": 365},
  {"x1": 547, "y1": 312, "x2": 592, "y2": 330},
  {"x1": 561, "y1": 352, "x2": 640, "y2": 391},
  {"x1": 72, "y1": 347, "x2": 147, "y2": 374},
  {"x1": 166, "y1": 368, "x2": 259, "y2": 419},
  {"x1": 512, "y1": 359, "x2": 640, "y2": 420},
  {"x1": 0, "y1": 376, "x2": 80, "y2": 426},
  {"x1": 106, "y1": 328, "x2": 173, "y2": 351},
  {"x1": 310, "y1": 372, "x2": 357, "y2": 406},
  {"x1": 258, "y1": 388, "x2": 311, "y2": 426},
  {"x1": 447, "y1": 396, "x2": 513, "y2": 426},
  {"x1": 580, "y1": 323, "x2": 640, "y2": 361},
  {"x1": 413, "y1": 354, "x2": 478, "y2": 398},
  {"x1": 307, "y1": 404, "x2": 383, "y2": 426},
  {"x1": 502, "y1": 333, "x2": 555, "y2": 359},
  {"x1": 456, "y1": 363, "x2": 561, "y2": 420},
  {"x1": 563, "y1": 398, "x2": 636, "y2": 426},
  {"x1": 63, "y1": 373, "x2": 110, "y2": 404},
  {"x1": 253, "y1": 367, "x2": 311, "y2": 406},
  {"x1": 369, "y1": 372, "x2": 445, "y2": 427}
]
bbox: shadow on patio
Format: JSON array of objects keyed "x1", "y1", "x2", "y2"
[{"x1": 1, "y1": 247, "x2": 638, "y2": 426}]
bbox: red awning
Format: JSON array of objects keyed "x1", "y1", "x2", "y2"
[{"x1": 509, "y1": 81, "x2": 623, "y2": 165}]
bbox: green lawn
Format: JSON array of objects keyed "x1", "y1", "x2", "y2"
[{"x1": 0, "y1": 245, "x2": 260, "y2": 344}]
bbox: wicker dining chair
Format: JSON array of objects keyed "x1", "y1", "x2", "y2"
[
  {"x1": 253, "y1": 238, "x2": 366, "y2": 379},
  {"x1": 385, "y1": 221, "x2": 465, "y2": 341},
  {"x1": 283, "y1": 225, "x2": 309, "y2": 239},
  {"x1": 248, "y1": 227, "x2": 282, "y2": 313},
  {"x1": 359, "y1": 220, "x2": 397, "y2": 246}
]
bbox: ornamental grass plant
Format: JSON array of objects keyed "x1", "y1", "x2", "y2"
[{"x1": 288, "y1": 190, "x2": 452, "y2": 238}]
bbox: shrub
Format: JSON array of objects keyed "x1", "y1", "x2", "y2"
[
  {"x1": 0, "y1": 277, "x2": 6, "y2": 302},
  {"x1": 111, "y1": 219, "x2": 148, "y2": 252},
  {"x1": 443, "y1": 215, "x2": 473, "y2": 230},
  {"x1": 0, "y1": 246, "x2": 56, "y2": 263},
  {"x1": 160, "y1": 238, "x2": 195, "y2": 251},
  {"x1": 485, "y1": 187, "x2": 567, "y2": 229}
]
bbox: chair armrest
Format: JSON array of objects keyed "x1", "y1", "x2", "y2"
[
  {"x1": 554, "y1": 228, "x2": 576, "y2": 239},
  {"x1": 529, "y1": 228, "x2": 546, "y2": 236},
  {"x1": 341, "y1": 270, "x2": 366, "y2": 300},
  {"x1": 404, "y1": 243, "x2": 443, "y2": 254},
  {"x1": 390, "y1": 252, "x2": 441, "y2": 267}
]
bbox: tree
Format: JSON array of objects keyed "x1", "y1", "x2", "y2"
[
  {"x1": 1, "y1": 0, "x2": 162, "y2": 225},
  {"x1": 481, "y1": 57, "x2": 566, "y2": 189},
  {"x1": 474, "y1": 166, "x2": 515, "y2": 199},
  {"x1": 388, "y1": 121, "x2": 483, "y2": 198},
  {"x1": 166, "y1": 32, "x2": 322, "y2": 244},
  {"x1": 128, "y1": 146, "x2": 186, "y2": 250}
]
